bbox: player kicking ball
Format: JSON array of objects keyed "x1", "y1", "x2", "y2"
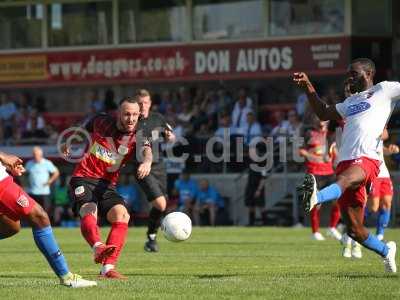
[
  {"x1": 0, "y1": 151, "x2": 96, "y2": 287},
  {"x1": 65, "y1": 96, "x2": 152, "y2": 279},
  {"x1": 294, "y1": 58, "x2": 398, "y2": 273}
]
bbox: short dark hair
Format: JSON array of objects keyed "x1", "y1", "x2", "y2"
[
  {"x1": 119, "y1": 95, "x2": 140, "y2": 106},
  {"x1": 351, "y1": 58, "x2": 376, "y2": 75}
]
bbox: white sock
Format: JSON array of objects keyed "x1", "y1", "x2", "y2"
[
  {"x1": 92, "y1": 242, "x2": 103, "y2": 252},
  {"x1": 343, "y1": 234, "x2": 351, "y2": 246},
  {"x1": 148, "y1": 234, "x2": 156, "y2": 241},
  {"x1": 101, "y1": 264, "x2": 114, "y2": 275}
]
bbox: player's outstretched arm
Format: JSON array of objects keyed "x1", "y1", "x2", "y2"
[{"x1": 293, "y1": 72, "x2": 342, "y2": 121}]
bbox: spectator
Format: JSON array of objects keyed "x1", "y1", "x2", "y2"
[
  {"x1": 158, "y1": 90, "x2": 172, "y2": 114},
  {"x1": 0, "y1": 92, "x2": 18, "y2": 142},
  {"x1": 231, "y1": 89, "x2": 253, "y2": 133},
  {"x1": 87, "y1": 89, "x2": 103, "y2": 113},
  {"x1": 103, "y1": 89, "x2": 117, "y2": 112},
  {"x1": 295, "y1": 91, "x2": 307, "y2": 118},
  {"x1": 117, "y1": 174, "x2": 141, "y2": 213},
  {"x1": 270, "y1": 110, "x2": 290, "y2": 141},
  {"x1": 286, "y1": 109, "x2": 303, "y2": 139},
  {"x1": 52, "y1": 174, "x2": 75, "y2": 227},
  {"x1": 173, "y1": 171, "x2": 198, "y2": 224},
  {"x1": 244, "y1": 111, "x2": 263, "y2": 145},
  {"x1": 177, "y1": 101, "x2": 194, "y2": 135},
  {"x1": 24, "y1": 108, "x2": 48, "y2": 140},
  {"x1": 35, "y1": 95, "x2": 47, "y2": 113},
  {"x1": 216, "y1": 87, "x2": 233, "y2": 114},
  {"x1": 215, "y1": 114, "x2": 237, "y2": 139},
  {"x1": 25, "y1": 146, "x2": 60, "y2": 214},
  {"x1": 196, "y1": 179, "x2": 222, "y2": 226}
]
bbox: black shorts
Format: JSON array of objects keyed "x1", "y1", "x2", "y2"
[
  {"x1": 136, "y1": 166, "x2": 167, "y2": 202},
  {"x1": 69, "y1": 177, "x2": 126, "y2": 216}
]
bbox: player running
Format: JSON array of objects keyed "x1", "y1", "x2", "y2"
[
  {"x1": 294, "y1": 58, "x2": 398, "y2": 273},
  {"x1": 365, "y1": 128, "x2": 399, "y2": 240},
  {"x1": 66, "y1": 96, "x2": 152, "y2": 279},
  {"x1": 299, "y1": 116, "x2": 341, "y2": 241},
  {"x1": 0, "y1": 151, "x2": 96, "y2": 287},
  {"x1": 135, "y1": 89, "x2": 176, "y2": 252}
]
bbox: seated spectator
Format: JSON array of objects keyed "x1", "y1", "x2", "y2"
[
  {"x1": 173, "y1": 171, "x2": 198, "y2": 224},
  {"x1": 244, "y1": 111, "x2": 263, "y2": 145},
  {"x1": 52, "y1": 175, "x2": 75, "y2": 227},
  {"x1": 117, "y1": 174, "x2": 141, "y2": 213},
  {"x1": 196, "y1": 179, "x2": 223, "y2": 226}
]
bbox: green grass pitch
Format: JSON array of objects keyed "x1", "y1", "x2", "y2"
[{"x1": 0, "y1": 227, "x2": 398, "y2": 300}]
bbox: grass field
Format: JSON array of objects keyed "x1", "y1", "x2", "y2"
[{"x1": 0, "y1": 227, "x2": 398, "y2": 300}]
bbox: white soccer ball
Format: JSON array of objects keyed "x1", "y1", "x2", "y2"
[{"x1": 161, "y1": 212, "x2": 192, "y2": 242}]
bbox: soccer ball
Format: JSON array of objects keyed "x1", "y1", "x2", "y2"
[{"x1": 161, "y1": 212, "x2": 192, "y2": 242}]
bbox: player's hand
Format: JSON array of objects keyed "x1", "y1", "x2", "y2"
[
  {"x1": 137, "y1": 162, "x2": 151, "y2": 179},
  {"x1": 10, "y1": 164, "x2": 25, "y2": 177},
  {"x1": 293, "y1": 72, "x2": 311, "y2": 89},
  {"x1": 254, "y1": 190, "x2": 262, "y2": 198},
  {"x1": 299, "y1": 149, "x2": 308, "y2": 157},
  {"x1": 0, "y1": 153, "x2": 23, "y2": 169},
  {"x1": 388, "y1": 144, "x2": 400, "y2": 154}
]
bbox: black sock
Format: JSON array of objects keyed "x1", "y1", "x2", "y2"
[
  {"x1": 147, "y1": 207, "x2": 164, "y2": 239},
  {"x1": 249, "y1": 211, "x2": 255, "y2": 226}
]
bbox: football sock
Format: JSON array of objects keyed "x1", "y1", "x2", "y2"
[
  {"x1": 101, "y1": 264, "x2": 114, "y2": 275},
  {"x1": 329, "y1": 203, "x2": 341, "y2": 228},
  {"x1": 316, "y1": 183, "x2": 342, "y2": 204},
  {"x1": 310, "y1": 207, "x2": 320, "y2": 233},
  {"x1": 377, "y1": 209, "x2": 390, "y2": 236},
  {"x1": 80, "y1": 214, "x2": 101, "y2": 247},
  {"x1": 104, "y1": 222, "x2": 128, "y2": 265},
  {"x1": 361, "y1": 233, "x2": 389, "y2": 257},
  {"x1": 147, "y1": 207, "x2": 164, "y2": 238},
  {"x1": 32, "y1": 226, "x2": 69, "y2": 277}
]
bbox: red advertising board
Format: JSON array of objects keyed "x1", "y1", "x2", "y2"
[{"x1": 0, "y1": 37, "x2": 350, "y2": 87}]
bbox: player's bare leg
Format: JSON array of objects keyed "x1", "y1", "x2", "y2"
[
  {"x1": 0, "y1": 214, "x2": 20, "y2": 239},
  {"x1": 342, "y1": 205, "x2": 396, "y2": 273},
  {"x1": 23, "y1": 203, "x2": 97, "y2": 287},
  {"x1": 79, "y1": 203, "x2": 116, "y2": 264},
  {"x1": 145, "y1": 196, "x2": 166, "y2": 252},
  {"x1": 99, "y1": 204, "x2": 129, "y2": 280}
]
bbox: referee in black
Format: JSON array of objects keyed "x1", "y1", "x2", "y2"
[{"x1": 135, "y1": 89, "x2": 176, "y2": 252}]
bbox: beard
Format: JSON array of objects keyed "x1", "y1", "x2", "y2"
[{"x1": 349, "y1": 75, "x2": 368, "y2": 94}]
